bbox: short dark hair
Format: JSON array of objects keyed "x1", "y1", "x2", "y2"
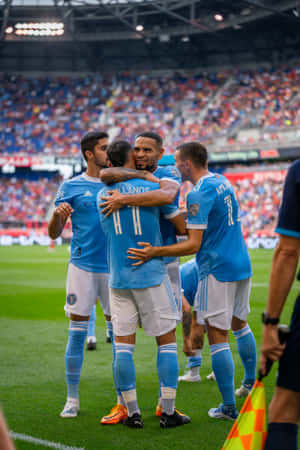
[
  {"x1": 176, "y1": 142, "x2": 208, "y2": 168},
  {"x1": 136, "y1": 131, "x2": 163, "y2": 148},
  {"x1": 107, "y1": 140, "x2": 132, "y2": 167},
  {"x1": 80, "y1": 131, "x2": 108, "y2": 161}
]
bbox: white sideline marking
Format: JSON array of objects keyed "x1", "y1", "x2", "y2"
[{"x1": 10, "y1": 432, "x2": 84, "y2": 450}]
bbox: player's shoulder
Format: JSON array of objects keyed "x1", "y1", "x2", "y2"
[
  {"x1": 119, "y1": 178, "x2": 160, "y2": 193},
  {"x1": 62, "y1": 174, "x2": 85, "y2": 187},
  {"x1": 287, "y1": 159, "x2": 300, "y2": 183},
  {"x1": 155, "y1": 165, "x2": 181, "y2": 182}
]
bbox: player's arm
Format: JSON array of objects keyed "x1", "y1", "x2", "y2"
[
  {"x1": 48, "y1": 202, "x2": 73, "y2": 239},
  {"x1": 260, "y1": 234, "x2": 300, "y2": 373},
  {"x1": 100, "y1": 167, "x2": 158, "y2": 184},
  {"x1": 168, "y1": 213, "x2": 187, "y2": 236},
  {"x1": 100, "y1": 179, "x2": 180, "y2": 216},
  {"x1": 182, "y1": 295, "x2": 194, "y2": 356},
  {"x1": 127, "y1": 229, "x2": 202, "y2": 265}
]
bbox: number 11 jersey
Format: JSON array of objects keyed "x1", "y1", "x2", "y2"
[{"x1": 97, "y1": 179, "x2": 178, "y2": 289}]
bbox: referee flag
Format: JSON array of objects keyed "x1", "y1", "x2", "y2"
[{"x1": 222, "y1": 380, "x2": 267, "y2": 449}]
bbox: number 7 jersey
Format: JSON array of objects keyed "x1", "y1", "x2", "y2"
[{"x1": 186, "y1": 173, "x2": 252, "y2": 282}]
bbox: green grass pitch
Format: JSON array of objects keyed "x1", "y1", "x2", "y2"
[{"x1": 0, "y1": 246, "x2": 299, "y2": 450}]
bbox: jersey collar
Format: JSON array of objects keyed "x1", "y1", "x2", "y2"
[
  {"x1": 82, "y1": 173, "x2": 102, "y2": 183},
  {"x1": 195, "y1": 171, "x2": 214, "y2": 185}
]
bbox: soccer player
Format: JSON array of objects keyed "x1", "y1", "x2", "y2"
[
  {"x1": 100, "y1": 132, "x2": 182, "y2": 316},
  {"x1": 98, "y1": 140, "x2": 190, "y2": 429},
  {"x1": 260, "y1": 160, "x2": 300, "y2": 450},
  {"x1": 99, "y1": 132, "x2": 184, "y2": 416},
  {"x1": 48, "y1": 131, "x2": 112, "y2": 418},
  {"x1": 128, "y1": 141, "x2": 257, "y2": 421},
  {"x1": 178, "y1": 258, "x2": 206, "y2": 383}
]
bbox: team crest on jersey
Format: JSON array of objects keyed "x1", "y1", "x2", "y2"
[
  {"x1": 67, "y1": 293, "x2": 77, "y2": 305},
  {"x1": 188, "y1": 203, "x2": 199, "y2": 216},
  {"x1": 56, "y1": 190, "x2": 65, "y2": 200}
]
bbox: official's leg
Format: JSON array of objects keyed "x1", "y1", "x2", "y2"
[{"x1": 264, "y1": 387, "x2": 300, "y2": 450}]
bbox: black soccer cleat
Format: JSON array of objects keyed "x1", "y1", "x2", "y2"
[
  {"x1": 106, "y1": 336, "x2": 112, "y2": 344},
  {"x1": 160, "y1": 411, "x2": 191, "y2": 428},
  {"x1": 86, "y1": 337, "x2": 97, "y2": 351},
  {"x1": 123, "y1": 413, "x2": 144, "y2": 429}
]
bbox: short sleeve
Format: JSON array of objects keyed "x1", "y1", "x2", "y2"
[
  {"x1": 54, "y1": 181, "x2": 73, "y2": 207},
  {"x1": 160, "y1": 203, "x2": 180, "y2": 219},
  {"x1": 156, "y1": 166, "x2": 181, "y2": 185},
  {"x1": 275, "y1": 162, "x2": 300, "y2": 238},
  {"x1": 186, "y1": 186, "x2": 216, "y2": 229}
]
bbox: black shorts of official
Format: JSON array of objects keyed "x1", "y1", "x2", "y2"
[{"x1": 277, "y1": 293, "x2": 300, "y2": 392}]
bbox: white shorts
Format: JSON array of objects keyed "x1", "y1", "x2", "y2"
[
  {"x1": 65, "y1": 263, "x2": 110, "y2": 317},
  {"x1": 167, "y1": 259, "x2": 182, "y2": 320},
  {"x1": 194, "y1": 274, "x2": 251, "y2": 330},
  {"x1": 110, "y1": 275, "x2": 179, "y2": 337}
]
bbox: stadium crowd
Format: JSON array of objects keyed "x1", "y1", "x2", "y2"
[
  {"x1": 0, "y1": 175, "x2": 60, "y2": 226},
  {"x1": 1, "y1": 167, "x2": 284, "y2": 240},
  {"x1": 2, "y1": 63, "x2": 300, "y2": 157}
]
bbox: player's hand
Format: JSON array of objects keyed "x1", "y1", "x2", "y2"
[
  {"x1": 99, "y1": 191, "x2": 125, "y2": 217},
  {"x1": 259, "y1": 324, "x2": 286, "y2": 376},
  {"x1": 183, "y1": 339, "x2": 195, "y2": 357},
  {"x1": 54, "y1": 202, "x2": 73, "y2": 221},
  {"x1": 145, "y1": 172, "x2": 159, "y2": 183},
  {"x1": 127, "y1": 242, "x2": 156, "y2": 266}
]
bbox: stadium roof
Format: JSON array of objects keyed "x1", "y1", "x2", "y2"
[
  {"x1": 2, "y1": 0, "x2": 300, "y2": 41},
  {"x1": 1, "y1": 0, "x2": 300, "y2": 72}
]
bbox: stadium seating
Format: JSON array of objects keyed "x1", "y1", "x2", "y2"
[{"x1": 2, "y1": 64, "x2": 300, "y2": 156}]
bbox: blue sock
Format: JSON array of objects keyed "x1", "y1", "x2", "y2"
[
  {"x1": 187, "y1": 352, "x2": 202, "y2": 369},
  {"x1": 115, "y1": 343, "x2": 139, "y2": 416},
  {"x1": 210, "y1": 343, "x2": 235, "y2": 407},
  {"x1": 157, "y1": 344, "x2": 178, "y2": 414},
  {"x1": 87, "y1": 305, "x2": 96, "y2": 337},
  {"x1": 233, "y1": 325, "x2": 256, "y2": 386},
  {"x1": 65, "y1": 321, "x2": 88, "y2": 399},
  {"x1": 265, "y1": 423, "x2": 298, "y2": 450}
]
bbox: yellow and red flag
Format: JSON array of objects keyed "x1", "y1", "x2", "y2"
[{"x1": 222, "y1": 380, "x2": 267, "y2": 450}]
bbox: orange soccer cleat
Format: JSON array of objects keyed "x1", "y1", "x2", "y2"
[
  {"x1": 100, "y1": 403, "x2": 128, "y2": 425},
  {"x1": 156, "y1": 405, "x2": 187, "y2": 418}
]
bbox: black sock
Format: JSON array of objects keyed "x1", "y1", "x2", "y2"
[{"x1": 264, "y1": 422, "x2": 298, "y2": 450}]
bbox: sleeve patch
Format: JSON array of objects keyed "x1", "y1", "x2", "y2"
[{"x1": 188, "y1": 203, "x2": 199, "y2": 216}]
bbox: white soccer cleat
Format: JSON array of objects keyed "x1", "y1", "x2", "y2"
[
  {"x1": 235, "y1": 384, "x2": 252, "y2": 398},
  {"x1": 208, "y1": 404, "x2": 238, "y2": 421},
  {"x1": 178, "y1": 372, "x2": 201, "y2": 382},
  {"x1": 60, "y1": 398, "x2": 79, "y2": 418},
  {"x1": 206, "y1": 371, "x2": 216, "y2": 381}
]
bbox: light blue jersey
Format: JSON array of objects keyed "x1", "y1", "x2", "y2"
[
  {"x1": 186, "y1": 173, "x2": 252, "y2": 282},
  {"x1": 98, "y1": 179, "x2": 178, "y2": 289},
  {"x1": 155, "y1": 165, "x2": 181, "y2": 264},
  {"x1": 55, "y1": 173, "x2": 108, "y2": 273},
  {"x1": 180, "y1": 259, "x2": 198, "y2": 306}
]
